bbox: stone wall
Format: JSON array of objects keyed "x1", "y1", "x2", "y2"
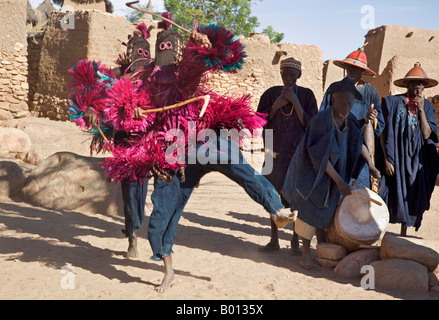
[
  {"x1": 206, "y1": 37, "x2": 324, "y2": 108},
  {"x1": 0, "y1": 0, "x2": 30, "y2": 122}
]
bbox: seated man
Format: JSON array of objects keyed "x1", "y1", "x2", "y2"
[{"x1": 282, "y1": 77, "x2": 381, "y2": 271}]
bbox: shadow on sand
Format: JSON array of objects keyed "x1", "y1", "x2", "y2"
[{"x1": 0, "y1": 200, "x2": 436, "y2": 300}]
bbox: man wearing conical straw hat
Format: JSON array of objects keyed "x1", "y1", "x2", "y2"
[
  {"x1": 320, "y1": 46, "x2": 385, "y2": 190},
  {"x1": 379, "y1": 63, "x2": 439, "y2": 235}
]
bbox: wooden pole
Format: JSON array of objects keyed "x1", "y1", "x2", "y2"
[
  {"x1": 126, "y1": 1, "x2": 191, "y2": 34},
  {"x1": 142, "y1": 95, "x2": 210, "y2": 117}
]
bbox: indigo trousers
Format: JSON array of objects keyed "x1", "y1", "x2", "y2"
[
  {"x1": 121, "y1": 179, "x2": 149, "y2": 238},
  {"x1": 148, "y1": 136, "x2": 284, "y2": 261}
]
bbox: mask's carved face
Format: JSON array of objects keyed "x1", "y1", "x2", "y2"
[
  {"x1": 127, "y1": 35, "x2": 151, "y2": 71},
  {"x1": 155, "y1": 30, "x2": 183, "y2": 67}
]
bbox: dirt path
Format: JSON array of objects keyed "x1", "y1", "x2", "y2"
[
  {"x1": 1, "y1": 171, "x2": 439, "y2": 300},
  {"x1": 0, "y1": 117, "x2": 438, "y2": 300}
]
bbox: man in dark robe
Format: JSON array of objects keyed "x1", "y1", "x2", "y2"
[
  {"x1": 379, "y1": 63, "x2": 439, "y2": 234},
  {"x1": 283, "y1": 77, "x2": 381, "y2": 270},
  {"x1": 257, "y1": 57, "x2": 318, "y2": 252},
  {"x1": 320, "y1": 47, "x2": 385, "y2": 190}
]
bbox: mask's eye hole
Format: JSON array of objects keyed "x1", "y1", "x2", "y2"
[{"x1": 159, "y1": 42, "x2": 173, "y2": 51}]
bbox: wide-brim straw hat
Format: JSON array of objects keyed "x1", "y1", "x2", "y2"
[
  {"x1": 333, "y1": 47, "x2": 376, "y2": 77},
  {"x1": 394, "y1": 62, "x2": 438, "y2": 88}
]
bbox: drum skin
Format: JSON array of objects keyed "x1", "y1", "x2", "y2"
[{"x1": 328, "y1": 187, "x2": 389, "y2": 252}]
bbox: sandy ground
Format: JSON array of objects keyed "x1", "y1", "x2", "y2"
[{"x1": 1, "y1": 117, "x2": 439, "y2": 300}]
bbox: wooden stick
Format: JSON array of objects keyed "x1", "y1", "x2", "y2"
[
  {"x1": 95, "y1": 125, "x2": 110, "y2": 144},
  {"x1": 142, "y1": 95, "x2": 210, "y2": 117},
  {"x1": 371, "y1": 117, "x2": 379, "y2": 193},
  {"x1": 351, "y1": 191, "x2": 383, "y2": 207},
  {"x1": 126, "y1": 1, "x2": 191, "y2": 34}
]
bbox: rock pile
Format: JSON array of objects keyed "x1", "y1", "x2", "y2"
[
  {"x1": 318, "y1": 234, "x2": 439, "y2": 293},
  {"x1": 205, "y1": 69, "x2": 265, "y2": 108}
]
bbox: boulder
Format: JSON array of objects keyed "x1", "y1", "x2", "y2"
[
  {"x1": 429, "y1": 272, "x2": 439, "y2": 288},
  {"x1": 0, "y1": 161, "x2": 26, "y2": 200},
  {"x1": 334, "y1": 249, "x2": 381, "y2": 278},
  {"x1": 0, "y1": 126, "x2": 31, "y2": 155},
  {"x1": 370, "y1": 259, "x2": 429, "y2": 292},
  {"x1": 21, "y1": 152, "x2": 124, "y2": 216},
  {"x1": 380, "y1": 235, "x2": 439, "y2": 272},
  {"x1": 15, "y1": 149, "x2": 43, "y2": 166}
]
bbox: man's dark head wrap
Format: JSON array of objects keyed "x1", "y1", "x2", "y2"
[{"x1": 327, "y1": 77, "x2": 363, "y2": 101}]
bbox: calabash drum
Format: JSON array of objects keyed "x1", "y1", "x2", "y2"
[{"x1": 327, "y1": 187, "x2": 389, "y2": 252}]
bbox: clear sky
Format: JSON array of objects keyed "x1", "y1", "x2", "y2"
[{"x1": 29, "y1": 0, "x2": 439, "y2": 61}]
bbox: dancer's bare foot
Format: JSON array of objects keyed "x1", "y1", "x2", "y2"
[
  {"x1": 156, "y1": 270, "x2": 175, "y2": 293},
  {"x1": 156, "y1": 255, "x2": 175, "y2": 293},
  {"x1": 127, "y1": 234, "x2": 138, "y2": 259}
]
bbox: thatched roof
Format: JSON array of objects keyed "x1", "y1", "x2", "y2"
[
  {"x1": 141, "y1": 0, "x2": 153, "y2": 20},
  {"x1": 37, "y1": 0, "x2": 56, "y2": 22},
  {"x1": 52, "y1": 0, "x2": 113, "y2": 13},
  {"x1": 26, "y1": 0, "x2": 38, "y2": 26},
  {"x1": 104, "y1": 0, "x2": 113, "y2": 13}
]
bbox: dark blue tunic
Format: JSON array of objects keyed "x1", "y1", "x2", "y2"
[
  {"x1": 379, "y1": 95, "x2": 439, "y2": 230},
  {"x1": 257, "y1": 86, "x2": 318, "y2": 191},
  {"x1": 320, "y1": 79, "x2": 385, "y2": 188},
  {"x1": 282, "y1": 107, "x2": 365, "y2": 229}
]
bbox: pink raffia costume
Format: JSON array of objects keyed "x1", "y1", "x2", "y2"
[
  {"x1": 68, "y1": 14, "x2": 286, "y2": 263},
  {"x1": 69, "y1": 15, "x2": 265, "y2": 183}
]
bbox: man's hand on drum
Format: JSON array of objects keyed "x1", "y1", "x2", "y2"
[
  {"x1": 336, "y1": 180, "x2": 352, "y2": 197},
  {"x1": 326, "y1": 162, "x2": 352, "y2": 197}
]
